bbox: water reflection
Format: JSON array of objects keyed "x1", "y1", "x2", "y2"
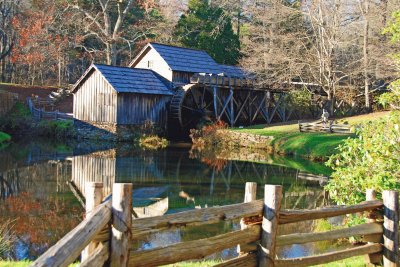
[{"x1": 0, "y1": 139, "x2": 336, "y2": 261}]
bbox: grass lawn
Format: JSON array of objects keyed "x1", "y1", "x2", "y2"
[
  {"x1": 314, "y1": 256, "x2": 367, "y2": 266},
  {"x1": 234, "y1": 111, "x2": 390, "y2": 160}
]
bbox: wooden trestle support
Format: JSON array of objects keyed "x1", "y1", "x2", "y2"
[{"x1": 169, "y1": 74, "x2": 294, "y2": 131}]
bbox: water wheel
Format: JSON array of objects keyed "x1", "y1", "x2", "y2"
[{"x1": 169, "y1": 85, "x2": 215, "y2": 132}]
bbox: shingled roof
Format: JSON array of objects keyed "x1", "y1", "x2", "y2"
[
  {"x1": 130, "y1": 43, "x2": 223, "y2": 74},
  {"x1": 72, "y1": 64, "x2": 173, "y2": 95},
  {"x1": 219, "y1": 65, "x2": 248, "y2": 78}
]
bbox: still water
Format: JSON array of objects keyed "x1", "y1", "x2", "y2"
[{"x1": 0, "y1": 139, "x2": 346, "y2": 262}]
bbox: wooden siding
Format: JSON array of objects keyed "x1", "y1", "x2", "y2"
[
  {"x1": 133, "y1": 48, "x2": 173, "y2": 81},
  {"x1": 73, "y1": 70, "x2": 117, "y2": 123},
  {"x1": 72, "y1": 155, "x2": 116, "y2": 197},
  {"x1": 116, "y1": 94, "x2": 170, "y2": 128},
  {"x1": 172, "y1": 71, "x2": 194, "y2": 84}
]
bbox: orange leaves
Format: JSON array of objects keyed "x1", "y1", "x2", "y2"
[{"x1": 0, "y1": 192, "x2": 82, "y2": 248}]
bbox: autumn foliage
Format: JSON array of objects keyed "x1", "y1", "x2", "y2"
[{"x1": 0, "y1": 192, "x2": 82, "y2": 259}]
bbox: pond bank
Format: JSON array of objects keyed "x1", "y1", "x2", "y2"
[{"x1": 221, "y1": 111, "x2": 391, "y2": 161}]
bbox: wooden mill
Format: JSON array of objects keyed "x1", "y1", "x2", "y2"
[{"x1": 73, "y1": 42, "x2": 291, "y2": 137}]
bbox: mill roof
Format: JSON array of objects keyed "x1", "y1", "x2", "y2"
[
  {"x1": 72, "y1": 64, "x2": 173, "y2": 95},
  {"x1": 219, "y1": 65, "x2": 248, "y2": 78},
  {"x1": 130, "y1": 43, "x2": 223, "y2": 74}
]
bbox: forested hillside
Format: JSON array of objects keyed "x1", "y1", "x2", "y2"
[{"x1": 0, "y1": 0, "x2": 399, "y2": 111}]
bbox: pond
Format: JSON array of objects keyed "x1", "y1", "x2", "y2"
[{"x1": 0, "y1": 138, "x2": 348, "y2": 262}]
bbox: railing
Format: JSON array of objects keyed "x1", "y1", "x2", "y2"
[
  {"x1": 26, "y1": 97, "x2": 73, "y2": 120},
  {"x1": 31, "y1": 182, "x2": 398, "y2": 267},
  {"x1": 299, "y1": 120, "x2": 352, "y2": 134}
]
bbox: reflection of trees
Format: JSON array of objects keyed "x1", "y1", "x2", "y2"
[
  {"x1": 0, "y1": 192, "x2": 82, "y2": 259},
  {"x1": 0, "y1": 161, "x2": 71, "y2": 200},
  {"x1": 0, "y1": 160, "x2": 79, "y2": 260}
]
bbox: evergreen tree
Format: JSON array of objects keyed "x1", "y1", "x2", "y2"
[{"x1": 174, "y1": 0, "x2": 240, "y2": 65}]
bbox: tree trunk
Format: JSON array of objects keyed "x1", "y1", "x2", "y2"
[{"x1": 363, "y1": 0, "x2": 370, "y2": 110}]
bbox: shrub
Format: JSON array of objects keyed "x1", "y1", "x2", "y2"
[
  {"x1": 325, "y1": 111, "x2": 400, "y2": 204},
  {"x1": 139, "y1": 135, "x2": 169, "y2": 150},
  {"x1": 0, "y1": 103, "x2": 33, "y2": 133},
  {"x1": 36, "y1": 120, "x2": 76, "y2": 139},
  {"x1": 189, "y1": 120, "x2": 227, "y2": 152}
]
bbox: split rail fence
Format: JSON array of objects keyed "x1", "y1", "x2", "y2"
[
  {"x1": 31, "y1": 182, "x2": 398, "y2": 267},
  {"x1": 27, "y1": 97, "x2": 73, "y2": 120},
  {"x1": 299, "y1": 120, "x2": 352, "y2": 134}
]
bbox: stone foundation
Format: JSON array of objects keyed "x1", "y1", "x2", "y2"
[
  {"x1": 74, "y1": 120, "x2": 153, "y2": 142},
  {"x1": 217, "y1": 129, "x2": 273, "y2": 149}
]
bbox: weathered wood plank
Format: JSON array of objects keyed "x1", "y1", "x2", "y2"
[
  {"x1": 238, "y1": 182, "x2": 257, "y2": 254},
  {"x1": 111, "y1": 183, "x2": 132, "y2": 267},
  {"x1": 279, "y1": 200, "x2": 383, "y2": 224},
  {"x1": 128, "y1": 225, "x2": 261, "y2": 267},
  {"x1": 214, "y1": 253, "x2": 258, "y2": 267},
  {"x1": 80, "y1": 242, "x2": 109, "y2": 267},
  {"x1": 82, "y1": 182, "x2": 104, "y2": 262},
  {"x1": 276, "y1": 222, "x2": 383, "y2": 246},
  {"x1": 131, "y1": 200, "x2": 264, "y2": 238},
  {"x1": 31, "y1": 200, "x2": 111, "y2": 267},
  {"x1": 275, "y1": 243, "x2": 382, "y2": 267},
  {"x1": 383, "y1": 190, "x2": 399, "y2": 267},
  {"x1": 259, "y1": 185, "x2": 282, "y2": 267}
]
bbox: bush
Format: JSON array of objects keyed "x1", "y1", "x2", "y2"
[
  {"x1": 0, "y1": 103, "x2": 33, "y2": 133},
  {"x1": 139, "y1": 135, "x2": 169, "y2": 150},
  {"x1": 189, "y1": 120, "x2": 227, "y2": 152},
  {"x1": 36, "y1": 120, "x2": 76, "y2": 139},
  {"x1": 0, "y1": 132, "x2": 11, "y2": 144},
  {"x1": 325, "y1": 111, "x2": 400, "y2": 204}
]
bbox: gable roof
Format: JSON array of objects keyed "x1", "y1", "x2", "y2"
[
  {"x1": 72, "y1": 64, "x2": 173, "y2": 95},
  {"x1": 130, "y1": 43, "x2": 222, "y2": 74},
  {"x1": 219, "y1": 65, "x2": 248, "y2": 79}
]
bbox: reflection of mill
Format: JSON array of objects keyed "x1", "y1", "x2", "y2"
[{"x1": 70, "y1": 149, "x2": 328, "y2": 213}]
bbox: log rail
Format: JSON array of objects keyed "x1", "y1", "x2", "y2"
[{"x1": 30, "y1": 183, "x2": 398, "y2": 267}]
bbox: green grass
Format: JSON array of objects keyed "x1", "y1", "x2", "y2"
[
  {"x1": 314, "y1": 256, "x2": 367, "y2": 266},
  {"x1": 234, "y1": 112, "x2": 390, "y2": 160},
  {"x1": 0, "y1": 132, "x2": 11, "y2": 144}
]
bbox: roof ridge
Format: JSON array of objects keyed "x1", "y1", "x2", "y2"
[{"x1": 150, "y1": 42, "x2": 208, "y2": 53}]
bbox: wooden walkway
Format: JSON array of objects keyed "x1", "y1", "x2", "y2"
[{"x1": 31, "y1": 182, "x2": 398, "y2": 267}]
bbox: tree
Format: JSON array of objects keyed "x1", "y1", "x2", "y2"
[
  {"x1": 0, "y1": 0, "x2": 20, "y2": 82},
  {"x1": 174, "y1": 0, "x2": 240, "y2": 65},
  {"x1": 326, "y1": 10, "x2": 400, "y2": 205},
  {"x1": 67, "y1": 0, "x2": 156, "y2": 65}
]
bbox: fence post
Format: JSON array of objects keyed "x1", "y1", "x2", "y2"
[
  {"x1": 237, "y1": 182, "x2": 257, "y2": 254},
  {"x1": 259, "y1": 184, "x2": 282, "y2": 267},
  {"x1": 81, "y1": 182, "x2": 104, "y2": 262},
  {"x1": 383, "y1": 190, "x2": 399, "y2": 267},
  {"x1": 111, "y1": 183, "x2": 132, "y2": 267},
  {"x1": 365, "y1": 189, "x2": 382, "y2": 265}
]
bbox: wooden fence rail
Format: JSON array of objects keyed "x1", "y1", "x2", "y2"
[
  {"x1": 30, "y1": 182, "x2": 398, "y2": 267},
  {"x1": 26, "y1": 97, "x2": 73, "y2": 120},
  {"x1": 299, "y1": 120, "x2": 352, "y2": 134}
]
